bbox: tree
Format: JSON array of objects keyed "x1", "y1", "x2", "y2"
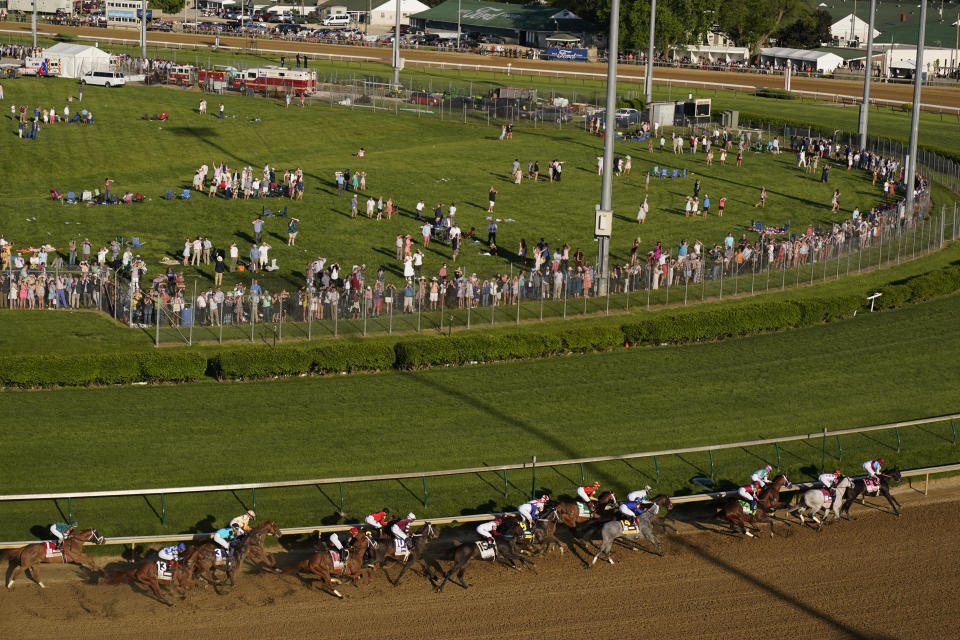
[
  {"x1": 717, "y1": 0, "x2": 805, "y2": 55},
  {"x1": 776, "y1": 8, "x2": 833, "y2": 48},
  {"x1": 149, "y1": 0, "x2": 186, "y2": 13},
  {"x1": 596, "y1": 0, "x2": 720, "y2": 53}
]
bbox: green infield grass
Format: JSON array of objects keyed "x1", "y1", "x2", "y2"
[{"x1": 0, "y1": 292, "x2": 955, "y2": 540}]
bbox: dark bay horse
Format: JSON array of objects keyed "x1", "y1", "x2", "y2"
[
  {"x1": 503, "y1": 507, "x2": 564, "y2": 554},
  {"x1": 191, "y1": 542, "x2": 237, "y2": 588},
  {"x1": 105, "y1": 546, "x2": 199, "y2": 605},
  {"x1": 719, "y1": 495, "x2": 777, "y2": 538},
  {"x1": 436, "y1": 521, "x2": 532, "y2": 592},
  {"x1": 5, "y1": 528, "x2": 105, "y2": 589},
  {"x1": 280, "y1": 532, "x2": 371, "y2": 598},
  {"x1": 589, "y1": 495, "x2": 672, "y2": 565},
  {"x1": 841, "y1": 468, "x2": 903, "y2": 518},
  {"x1": 369, "y1": 523, "x2": 438, "y2": 585},
  {"x1": 555, "y1": 492, "x2": 618, "y2": 531}
]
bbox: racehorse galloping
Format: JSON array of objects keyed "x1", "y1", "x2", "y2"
[
  {"x1": 790, "y1": 477, "x2": 853, "y2": 529},
  {"x1": 436, "y1": 521, "x2": 532, "y2": 592},
  {"x1": 503, "y1": 507, "x2": 564, "y2": 554},
  {"x1": 191, "y1": 542, "x2": 237, "y2": 589},
  {"x1": 370, "y1": 523, "x2": 438, "y2": 585},
  {"x1": 105, "y1": 546, "x2": 199, "y2": 605},
  {"x1": 719, "y1": 494, "x2": 777, "y2": 538},
  {"x1": 235, "y1": 520, "x2": 283, "y2": 571},
  {"x1": 840, "y1": 467, "x2": 903, "y2": 518},
  {"x1": 5, "y1": 528, "x2": 106, "y2": 589},
  {"x1": 280, "y1": 532, "x2": 371, "y2": 598},
  {"x1": 758, "y1": 474, "x2": 792, "y2": 511},
  {"x1": 555, "y1": 491, "x2": 618, "y2": 533},
  {"x1": 590, "y1": 495, "x2": 672, "y2": 566}
]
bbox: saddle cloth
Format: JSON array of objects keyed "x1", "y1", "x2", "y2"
[
  {"x1": 576, "y1": 502, "x2": 592, "y2": 517},
  {"x1": 864, "y1": 478, "x2": 881, "y2": 494},
  {"x1": 476, "y1": 540, "x2": 496, "y2": 560},
  {"x1": 738, "y1": 500, "x2": 757, "y2": 515},
  {"x1": 213, "y1": 547, "x2": 231, "y2": 563},
  {"x1": 393, "y1": 538, "x2": 409, "y2": 556},
  {"x1": 156, "y1": 560, "x2": 172, "y2": 581},
  {"x1": 518, "y1": 522, "x2": 535, "y2": 540},
  {"x1": 619, "y1": 519, "x2": 639, "y2": 535},
  {"x1": 43, "y1": 542, "x2": 62, "y2": 559},
  {"x1": 328, "y1": 551, "x2": 344, "y2": 569},
  {"x1": 820, "y1": 489, "x2": 834, "y2": 505}
]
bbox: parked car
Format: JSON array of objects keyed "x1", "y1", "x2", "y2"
[
  {"x1": 615, "y1": 107, "x2": 640, "y2": 124},
  {"x1": 80, "y1": 70, "x2": 125, "y2": 87},
  {"x1": 532, "y1": 106, "x2": 572, "y2": 123},
  {"x1": 409, "y1": 91, "x2": 442, "y2": 106},
  {"x1": 322, "y1": 13, "x2": 351, "y2": 27},
  {"x1": 445, "y1": 95, "x2": 478, "y2": 109}
]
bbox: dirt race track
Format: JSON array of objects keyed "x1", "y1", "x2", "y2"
[
  {"x1": 3, "y1": 482, "x2": 959, "y2": 640},
  {"x1": 5, "y1": 22, "x2": 960, "y2": 108}
]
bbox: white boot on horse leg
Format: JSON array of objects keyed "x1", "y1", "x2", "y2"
[{"x1": 812, "y1": 515, "x2": 820, "y2": 524}]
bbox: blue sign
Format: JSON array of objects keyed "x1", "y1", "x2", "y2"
[
  {"x1": 546, "y1": 47, "x2": 588, "y2": 62},
  {"x1": 137, "y1": 9, "x2": 153, "y2": 19}
]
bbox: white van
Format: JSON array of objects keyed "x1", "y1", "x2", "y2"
[
  {"x1": 322, "y1": 13, "x2": 350, "y2": 26},
  {"x1": 81, "y1": 70, "x2": 126, "y2": 87}
]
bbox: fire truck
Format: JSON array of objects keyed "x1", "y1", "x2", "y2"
[
  {"x1": 232, "y1": 66, "x2": 317, "y2": 95},
  {"x1": 166, "y1": 64, "x2": 197, "y2": 86},
  {"x1": 197, "y1": 66, "x2": 237, "y2": 91}
]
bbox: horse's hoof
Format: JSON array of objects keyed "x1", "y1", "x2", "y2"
[
  {"x1": 333, "y1": 589, "x2": 343, "y2": 599},
  {"x1": 607, "y1": 558, "x2": 614, "y2": 564},
  {"x1": 745, "y1": 531, "x2": 754, "y2": 538},
  {"x1": 6, "y1": 581, "x2": 13, "y2": 589},
  {"x1": 38, "y1": 582, "x2": 46, "y2": 589}
]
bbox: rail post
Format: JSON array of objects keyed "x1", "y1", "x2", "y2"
[
  {"x1": 821, "y1": 427, "x2": 827, "y2": 472},
  {"x1": 251, "y1": 488, "x2": 257, "y2": 512},
  {"x1": 836, "y1": 436, "x2": 843, "y2": 460},
  {"x1": 67, "y1": 497, "x2": 73, "y2": 521},
  {"x1": 654, "y1": 455, "x2": 660, "y2": 483},
  {"x1": 579, "y1": 463, "x2": 585, "y2": 485},
  {"x1": 422, "y1": 476, "x2": 428, "y2": 507},
  {"x1": 951, "y1": 419, "x2": 957, "y2": 444},
  {"x1": 338, "y1": 482, "x2": 344, "y2": 512},
  {"x1": 774, "y1": 443, "x2": 781, "y2": 470},
  {"x1": 161, "y1": 493, "x2": 166, "y2": 526},
  {"x1": 503, "y1": 469, "x2": 508, "y2": 497},
  {"x1": 531, "y1": 455, "x2": 537, "y2": 499},
  {"x1": 708, "y1": 449, "x2": 715, "y2": 480},
  {"x1": 895, "y1": 427, "x2": 902, "y2": 452}
]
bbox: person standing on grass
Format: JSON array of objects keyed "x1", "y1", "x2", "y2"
[
  {"x1": 637, "y1": 195, "x2": 648, "y2": 225},
  {"x1": 421, "y1": 221, "x2": 432, "y2": 248},
  {"x1": 684, "y1": 197, "x2": 692, "y2": 218},
  {"x1": 717, "y1": 196, "x2": 726, "y2": 217},
  {"x1": 249, "y1": 244, "x2": 260, "y2": 272},
  {"x1": 487, "y1": 186, "x2": 497, "y2": 212},
  {"x1": 533, "y1": 160, "x2": 540, "y2": 181},
  {"x1": 215, "y1": 254, "x2": 225, "y2": 285},
  {"x1": 219, "y1": 103, "x2": 224, "y2": 119},
  {"x1": 229, "y1": 242, "x2": 238, "y2": 271},
  {"x1": 499, "y1": 124, "x2": 506, "y2": 141},
  {"x1": 702, "y1": 194, "x2": 710, "y2": 216},
  {"x1": 831, "y1": 189, "x2": 840, "y2": 213},
  {"x1": 415, "y1": 199, "x2": 425, "y2": 220},
  {"x1": 285, "y1": 93, "x2": 291, "y2": 108},
  {"x1": 288, "y1": 217, "x2": 299, "y2": 245},
  {"x1": 736, "y1": 147, "x2": 743, "y2": 167},
  {"x1": 252, "y1": 216, "x2": 264, "y2": 244},
  {"x1": 754, "y1": 186, "x2": 766, "y2": 208}
]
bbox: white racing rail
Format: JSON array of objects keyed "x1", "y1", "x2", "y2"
[{"x1": 0, "y1": 463, "x2": 956, "y2": 550}]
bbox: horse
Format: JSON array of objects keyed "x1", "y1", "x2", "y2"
[
  {"x1": 191, "y1": 542, "x2": 237, "y2": 589},
  {"x1": 105, "y1": 546, "x2": 200, "y2": 605},
  {"x1": 279, "y1": 531, "x2": 371, "y2": 598},
  {"x1": 718, "y1": 493, "x2": 778, "y2": 538},
  {"x1": 758, "y1": 474, "x2": 792, "y2": 511},
  {"x1": 235, "y1": 520, "x2": 283, "y2": 571},
  {"x1": 435, "y1": 521, "x2": 533, "y2": 592},
  {"x1": 589, "y1": 494, "x2": 672, "y2": 565},
  {"x1": 369, "y1": 523, "x2": 438, "y2": 585},
  {"x1": 555, "y1": 491, "x2": 619, "y2": 532},
  {"x1": 5, "y1": 528, "x2": 106, "y2": 589},
  {"x1": 790, "y1": 476, "x2": 853, "y2": 529},
  {"x1": 840, "y1": 467, "x2": 903, "y2": 518}
]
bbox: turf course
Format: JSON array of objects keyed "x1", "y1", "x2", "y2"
[{"x1": 0, "y1": 292, "x2": 956, "y2": 540}]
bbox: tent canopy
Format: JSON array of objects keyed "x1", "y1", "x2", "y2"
[{"x1": 43, "y1": 43, "x2": 111, "y2": 78}]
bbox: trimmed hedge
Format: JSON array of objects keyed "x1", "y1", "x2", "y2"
[
  {"x1": 213, "y1": 341, "x2": 395, "y2": 379},
  {"x1": 394, "y1": 332, "x2": 564, "y2": 369},
  {"x1": 0, "y1": 351, "x2": 206, "y2": 388},
  {"x1": 754, "y1": 88, "x2": 798, "y2": 100},
  {"x1": 877, "y1": 263, "x2": 960, "y2": 308}
]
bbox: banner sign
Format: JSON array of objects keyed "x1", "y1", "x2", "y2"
[{"x1": 546, "y1": 47, "x2": 588, "y2": 62}]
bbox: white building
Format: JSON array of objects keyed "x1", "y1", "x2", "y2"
[
  {"x1": 40, "y1": 42, "x2": 112, "y2": 78},
  {"x1": 7, "y1": 0, "x2": 72, "y2": 13},
  {"x1": 105, "y1": 0, "x2": 150, "y2": 27},
  {"x1": 318, "y1": 0, "x2": 430, "y2": 28},
  {"x1": 830, "y1": 14, "x2": 881, "y2": 44},
  {"x1": 758, "y1": 47, "x2": 845, "y2": 73}
]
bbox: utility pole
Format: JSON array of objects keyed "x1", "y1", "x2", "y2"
[
  {"x1": 140, "y1": 0, "x2": 147, "y2": 59},
  {"x1": 31, "y1": 0, "x2": 37, "y2": 48},
  {"x1": 597, "y1": 0, "x2": 621, "y2": 295},
  {"x1": 457, "y1": 0, "x2": 462, "y2": 50},
  {"x1": 905, "y1": 0, "x2": 928, "y2": 215},
  {"x1": 858, "y1": 0, "x2": 876, "y2": 149},
  {"x1": 644, "y1": 0, "x2": 655, "y2": 105},
  {"x1": 392, "y1": 0, "x2": 401, "y2": 87}
]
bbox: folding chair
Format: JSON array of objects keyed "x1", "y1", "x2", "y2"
[
  {"x1": 278, "y1": 206, "x2": 288, "y2": 217},
  {"x1": 163, "y1": 189, "x2": 174, "y2": 200},
  {"x1": 681, "y1": 169, "x2": 688, "y2": 177},
  {"x1": 180, "y1": 189, "x2": 191, "y2": 199},
  {"x1": 262, "y1": 206, "x2": 273, "y2": 217},
  {"x1": 81, "y1": 190, "x2": 92, "y2": 202},
  {"x1": 132, "y1": 237, "x2": 143, "y2": 248},
  {"x1": 660, "y1": 169, "x2": 668, "y2": 178},
  {"x1": 652, "y1": 166, "x2": 659, "y2": 177},
  {"x1": 671, "y1": 169, "x2": 679, "y2": 178},
  {"x1": 66, "y1": 191, "x2": 76, "y2": 204}
]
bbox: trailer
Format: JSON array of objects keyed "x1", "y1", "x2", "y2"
[
  {"x1": 233, "y1": 66, "x2": 317, "y2": 95},
  {"x1": 197, "y1": 66, "x2": 236, "y2": 91}
]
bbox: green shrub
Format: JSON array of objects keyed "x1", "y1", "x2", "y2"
[
  {"x1": 875, "y1": 284, "x2": 912, "y2": 309},
  {"x1": 558, "y1": 325, "x2": 624, "y2": 351},
  {"x1": 395, "y1": 332, "x2": 565, "y2": 369},
  {"x1": 212, "y1": 341, "x2": 396, "y2": 379},
  {"x1": 755, "y1": 88, "x2": 798, "y2": 100},
  {"x1": 138, "y1": 351, "x2": 207, "y2": 382},
  {"x1": 307, "y1": 341, "x2": 395, "y2": 373},
  {"x1": 0, "y1": 351, "x2": 205, "y2": 387}
]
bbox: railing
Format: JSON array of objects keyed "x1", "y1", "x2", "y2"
[
  {"x1": 0, "y1": 412, "x2": 955, "y2": 531},
  {"x1": 1, "y1": 461, "x2": 956, "y2": 550}
]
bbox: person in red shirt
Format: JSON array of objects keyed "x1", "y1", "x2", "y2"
[
  {"x1": 365, "y1": 508, "x2": 390, "y2": 529},
  {"x1": 577, "y1": 481, "x2": 601, "y2": 504}
]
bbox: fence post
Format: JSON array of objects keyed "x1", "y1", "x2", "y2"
[
  {"x1": 531, "y1": 455, "x2": 536, "y2": 498},
  {"x1": 951, "y1": 419, "x2": 957, "y2": 444},
  {"x1": 579, "y1": 462, "x2": 585, "y2": 485},
  {"x1": 338, "y1": 482, "x2": 344, "y2": 513},
  {"x1": 654, "y1": 455, "x2": 660, "y2": 483},
  {"x1": 251, "y1": 488, "x2": 257, "y2": 512},
  {"x1": 895, "y1": 427, "x2": 902, "y2": 452},
  {"x1": 820, "y1": 427, "x2": 827, "y2": 473},
  {"x1": 708, "y1": 449, "x2": 715, "y2": 480},
  {"x1": 774, "y1": 442, "x2": 781, "y2": 470},
  {"x1": 67, "y1": 497, "x2": 73, "y2": 521},
  {"x1": 160, "y1": 493, "x2": 166, "y2": 526},
  {"x1": 422, "y1": 476, "x2": 429, "y2": 507},
  {"x1": 836, "y1": 436, "x2": 843, "y2": 460},
  {"x1": 503, "y1": 469, "x2": 508, "y2": 497}
]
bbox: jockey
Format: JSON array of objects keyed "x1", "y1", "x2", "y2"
[
  {"x1": 863, "y1": 458, "x2": 884, "y2": 479},
  {"x1": 516, "y1": 495, "x2": 549, "y2": 526},
  {"x1": 738, "y1": 482, "x2": 762, "y2": 511},
  {"x1": 329, "y1": 527, "x2": 358, "y2": 562},
  {"x1": 49, "y1": 521, "x2": 78, "y2": 550},
  {"x1": 212, "y1": 526, "x2": 236, "y2": 555},
  {"x1": 365, "y1": 508, "x2": 390, "y2": 529},
  {"x1": 390, "y1": 513, "x2": 416, "y2": 542},
  {"x1": 626, "y1": 486, "x2": 653, "y2": 504},
  {"x1": 230, "y1": 509, "x2": 256, "y2": 536},
  {"x1": 158, "y1": 542, "x2": 187, "y2": 566},
  {"x1": 576, "y1": 481, "x2": 601, "y2": 504},
  {"x1": 475, "y1": 517, "x2": 501, "y2": 544},
  {"x1": 751, "y1": 465, "x2": 774, "y2": 487},
  {"x1": 819, "y1": 470, "x2": 842, "y2": 489},
  {"x1": 618, "y1": 498, "x2": 652, "y2": 525}
]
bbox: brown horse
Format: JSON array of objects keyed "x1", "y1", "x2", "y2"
[
  {"x1": 191, "y1": 542, "x2": 236, "y2": 589},
  {"x1": 435, "y1": 521, "x2": 533, "y2": 592},
  {"x1": 503, "y1": 506, "x2": 564, "y2": 554},
  {"x1": 105, "y1": 546, "x2": 199, "y2": 605},
  {"x1": 280, "y1": 532, "x2": 371, "y2": 598},
  {"x1": 369, "y1": 523, "x2": 439, "y2": 585},
  {"x1": 758, "y1": 474, "x2": 792, "y2": 511},
  {"x1": 718, "y1": 490, "x2": 782, "y2": 538},
  {"x1": 555, "y1": 492, "x2": 619, "y2": 532},
  {"x1": 236, "y1": 520, "x2": 283, "y2": 571},
  {"x1": 5, "y1": 528, "x2": 105, "y2": 589}
]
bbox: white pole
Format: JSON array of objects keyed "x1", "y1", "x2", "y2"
[
  {"x1": 392, "y1": 0, "x2": 401, "y2": 87},
  {"x1": 457, "y1": 0, "x2": 461, "y2": 50},
  {"x1": 31, "y1": 0, "x2": 37, "y2": 49},
  {"x1": 140, "y1": 0, "x2": 147, "y2": 59}
]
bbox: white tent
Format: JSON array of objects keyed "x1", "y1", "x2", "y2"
[
  {"x1": 43, "y1": 43, "x2": 112, "y2": 78},
  {"x1": 758, "y1": 47, "x2": 845, "y2": 73},
  {"x1": 830, "y1": 14, "x2": 881, "y2": 43}
]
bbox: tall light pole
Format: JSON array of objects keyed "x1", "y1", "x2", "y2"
[
  {"x1": 644, "y1": 0, "x2": 655, "y2": 105},
  {"x1": 31, "y1": 0, "x2": 37, "y2": 49},
  {"x1": 858, "y1": 0, "x2": 876, "y2": 149},
  {"x1": 392, "y1": 0, "x2": 401, "y2": 87},
  {"x1": 597, "y1": 0, "x2": 621, "y2": 295},
  {"x1": 456, "y1": 0, "x2": 462, "y2": 50},
  {"x1": 140, "y1": 0, "x2": 147, "y2": 59},
  {"x1": 905, "y1": 0, "x2": 928, "y2": 215}
]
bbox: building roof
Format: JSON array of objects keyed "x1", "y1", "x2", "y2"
[
  {"x1": 45, "y1": 43, "x2": 111, "y2": 58},
  {"x1": 879, "y1": 21, "x2": 959, "y2": 48},
  {"x1": 412, "y1": 0, "x2": 595, "y2": 33},
  {"x1": 830, "y1": 13, "x2": 881, "y2": 38},
  {"x1": 759, "y1": 47, "x2": 841, "y2": 62},
  {"x1": 319, "y1": 0, "x2": 428, "y2": 12},
  {"x1": 812, "y1": 46, "x2": 878, "y2": 61}
]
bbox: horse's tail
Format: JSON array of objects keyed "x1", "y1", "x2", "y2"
[
  {"x1": 1, "y1": 548, "x2": 22, "y2": 562},
  {"x1": 278, "y1": 558, "x2": 310, "y2": 575},
  {"x1": 105, "y1": 566, "x2": 138, "y2": 585}
]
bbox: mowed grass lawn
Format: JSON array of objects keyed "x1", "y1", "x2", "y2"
[
  {"x1": 0, "y1": 293, "x2": 956, "y2": 540},
  {"x1": 2, "y1": 76, "x2": 901, "y2": 297}
]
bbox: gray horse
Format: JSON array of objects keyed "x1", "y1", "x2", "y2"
[
  {"x1": 590, "y1": 495, "x2": 670, "y2": 566},
  {"x1": 790, "y1": 477, "x2": 853, "y2": 529}
]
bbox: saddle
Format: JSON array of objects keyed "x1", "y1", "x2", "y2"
[
  {"x1": 820, "y1": 489, "x2": 834, "y2": 505},
  {"x1": 328, "y1": 550, "x2": 346, "y2": 569},
  {"x1": 43, "y1": 542, "x2": 63, "y2": 559},
  {"x1": 619, "y1": 519, "x2": 639, "y2": 534},
  {"x1": 864, "y1": 478, "x2": 881, "y2": 494},
  {"x1": 393, "y1": 538, "x2": 410, "y2": 557},
  {"x1": 156, "y1": 560, "x2": 173, "y2": 580},
  {"x1": 517, "y1": 521, "x2": 536, "y2": 541},
  {"x1": 576, "y1": 502, "x2": 592, "y2": 517},
  {"x1": 213, "y1": 547, "x2": 232, "y2": 564},
  {"x1": 738, "y1": 500, "x2": 757, "y2": 515}
]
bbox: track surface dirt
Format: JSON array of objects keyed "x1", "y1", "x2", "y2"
[
  {"x1": 3, "y1": 482, "x2": 959, "y2": 639},
  {"x1": 7, "y1": 22, "x2": 960, "y2": 107}
]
